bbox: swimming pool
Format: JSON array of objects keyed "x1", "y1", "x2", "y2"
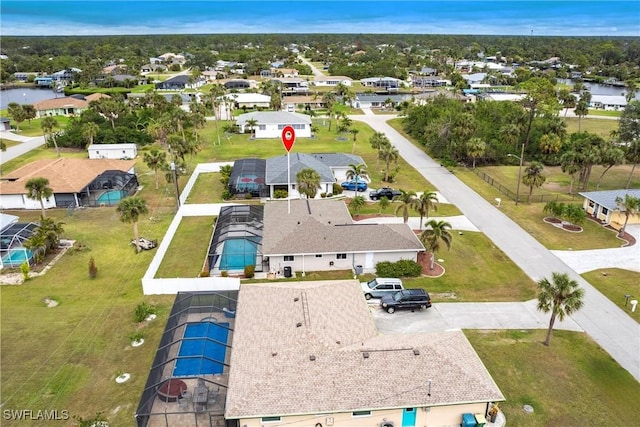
[
  {"x1": 97, "y1": 190, "x2": 125, "y2": 205},
  {"x1": 1, "y1": 248, "x2": 33, "y2": 268},
  {"x1": 173, "y1": 322, "x2": 229, "y2": 377},
  {"x1": 219, "y1": 239, "x2": 257, "y2": 271}
]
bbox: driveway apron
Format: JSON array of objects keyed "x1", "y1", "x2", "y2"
[{"x1": 352, "y1": 112, "x2": 640, "y2": 381}]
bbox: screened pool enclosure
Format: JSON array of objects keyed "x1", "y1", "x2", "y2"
[{"x1": 227, "y1": 158, "x2": 268, "y2": 198}]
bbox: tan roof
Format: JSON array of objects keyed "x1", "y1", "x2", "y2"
[
  {"x1": 262, "y1": 199, "x2": 424, "y2": 255},
  {"x1": 226, "y1": 280, "x2": 505, "y2": 419},
  {"x1": 32, "y1": 96, "x2": 88, "y2": 111},
  {"x1": 282, "y1": 95, "x2": 324, "y2": 105},
  {"x1": 85, "y1": 93, "x2": 110, "y2": 103},
  {"x1": 0, "y1": 158, "x2": 136, "y2": 194}
]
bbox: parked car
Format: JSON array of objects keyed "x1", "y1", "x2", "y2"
[
  {"x1": 341, "y1": 180, "x2": 367, "y2": 192},
  {"x1": 369, "y1": 187, "x2": 401, "y2": 200},
  {"x1": 361, "y1": 278, "x2": 404, "y2": 300},
  {"x1": 380, "y1": 289, "x2": 431, "y2": 313}
]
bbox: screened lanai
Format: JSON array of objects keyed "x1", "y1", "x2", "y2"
[
  {"x1": 77, "y1": 169, "x2": 139, "y2": 207},
  {"x1": 227, "y1": 158, "x2": 268, "y2": 198},
  {"x1": 135, "y1": 291, "x2": 238, "y2": 427},
  {"x1": 207, "y1": 205, "x2": 264, "y2": 275},
  {"x1": 0, "y1": 222, "x2": 39, "y2": 268}
]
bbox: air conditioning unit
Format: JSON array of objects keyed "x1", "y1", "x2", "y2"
[{"x1": 380, "y1": 422, "x2": 394, "y2": 427}]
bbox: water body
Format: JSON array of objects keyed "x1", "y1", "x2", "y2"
[
  {"x1": 558, "y1": 79, "x2": 640, "y2": 100},
  {"x1": 0, "y1": 87, "x2": 59, "y2": 110}
]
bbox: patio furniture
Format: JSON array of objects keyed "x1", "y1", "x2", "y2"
[
  {"x1": 156, "y1": 379, "x2": 187, "y2": 402},
  {"x1": 193, "y1": 385, "x2": 209, "y2": 412}
]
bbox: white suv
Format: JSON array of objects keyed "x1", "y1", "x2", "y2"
[{"x1": 361, "y1": 278, "x2": 404, "y2": 300}]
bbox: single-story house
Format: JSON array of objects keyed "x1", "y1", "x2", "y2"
[
  {"x1": 32, "y1": 96, "x2": 89, "y2": 118},
  {"x1": 221, "y1": 93, "x2": 271, "y2": 109},
  {"x1": 88, "y1": 143, "x2": 137, "y2": 160},
  {"x1": 0, "y1": 117, "x2": 11, "y2": 131},
  {"x1": 462, "y1": 73, "x2": 487, "y2": 85},
  {"x1": 226, "y1": 280, "x2": 505, "y2": 427},
  {"x1": 350, "y1": 93, "x2": 413, "y2": 109},
  {"x1": 261, "y1": 199, "x2": 424, "y2": 274},
  {"x1": 155, "y1": 75, "x2": 189, "y2": 90},
  {"x1": 589, "y1": 95, "x2": 627, "y2": 111},
  {"x1": 140, "y1": 63, "x2": 167, "y2": 74},
  {"x1": 235, "y1": 111, "x2": 312, "y2": 139},
  {"x1": 312, "y1": 75, "x2": 353, "y2": 87},
  {"x1": 579, "y1": 189, "x2": 640, "y2": 229},
  {"x1": 265, "y1": 152, "x2": 365, "y2": 199},
  {"x1": 281, "y1": 95, "x2": 324, "y2": 112},
  {"x1": 222, "y1": 79, "x2": 256, "y2": 90},
  {"x1": 479, "y1": 93, "x2": 526, "y2": 102},
  {"x1": 0, "y1": 158, "x2": 138, "y2": 210},
  {"x1": 360, "y1": 76, "x2": 403, "y2": 90},
  {"x1": 272, "y1": 77, "x2": 309, "y2": 94},
  {"x1": 410, "y1": 76, "x2": 449, "y2": 88}
]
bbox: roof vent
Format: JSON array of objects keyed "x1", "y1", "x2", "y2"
[
  {"x1": 271, "y1": 351, "x2": 277, "y2": 357},
  {"x1": 336, "y1": 340, "x2": 341, "y2": 345},
  {"x1": 413, "y1": 349, "x2": 420, "y2": 356},
  {"x1": 363, "y1": 352, "x2": 370, "y2": 359},
  {"x1": 294, "y1": 297, "x2": 299, "y2": 302},
  {"x1": 296, "y1": 322, "x2": 302, "y2": 327},
  {"x1": 309, "y1": 355, "x2": 316, "y2": 361}
]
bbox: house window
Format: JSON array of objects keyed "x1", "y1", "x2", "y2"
[
  {"x1": 259, "y1": 125, "x2": 266, "y2": 130},
  {"x1": 284, "y1": 255, "x2": 294, "y2": 262},
  {"x1": 292, "y1": 123, "x2": 305, "y2": 130},
  {"x1": 588, "y1": 201, "x2": 595, "y2": 208},
  {"x1": 352, "y1": 411, "x2": 371, "y2": 417},
  {"x1": 315, "y1": 254, "x2": 322, "y2": 258},
  {"x1": 261, "y1": 416, "x2": 281, "y2": 423},
  {"x1": 336, "y1": 253, "x2": 347, "y2": 259},
  {"x1": 602, "y1": 207, "x2": 608, "y2": 215}
]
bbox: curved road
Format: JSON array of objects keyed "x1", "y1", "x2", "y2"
[{"x1": 351, "y1": 110, "x2": 640, "y2": 381}]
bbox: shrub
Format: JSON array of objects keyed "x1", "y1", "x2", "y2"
[
  {"x1": 129, "y1": 331, "x2": 144, "y2": 342},
  {"x1": 375, "y1": 259, "x2": 422, "y2": 277},
  {"x1": 221, "y1": 189, "x2": 232, "y2": 200},
  {"x1": 220, "y1": 270, "x2": 228, "y2": 277},
  {"x1": 20, "y1": 261, "x2": 30, "y2": 281},
  {"x1": 320, "y1": 192, "x2": 327, "y2": 198},
  {"x1": 244, "y1": 193, "x2": 253, "y2": 200},
  {"x1": 327, "y1": 193, "x2": 333, "y2": 197},
  {"x1": 0, "y1": 141, "x2": 6, "y2": 151},
  {"x1": 88, "y1": 256, "x2": 98, "y2": 278},
  {"x1": 332, "y1": 183, "x2": 343, "y2": 194},
  {"x1": 273, "y1": 189, "x2": 288, "y2": 199},
  {"x1": 134, "y1": 302, "x2": 156, "y2": 323},
  {"x1": 244, "y1": 264, "x2": 255, "y2": 278}
]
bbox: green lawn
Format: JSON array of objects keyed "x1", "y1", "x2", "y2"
[
  {"x1": 466, "y1": 329, "x2": 640, "y2": 426},
  {"x1": 582, "y1": 269, "x2": 640, "y2": 323},
  {"x1": 564, "y1": 117, "x2": 620, "y2": 137},
  {"x1": 353, "y1": 200, "x2": 461, "y2": 217},
  {"x1": 155, "y1": 216, "x2": 214, "y2": 278},
  {"x1": 1, "y1": 138, "x2": 20, "y2": 149},
  {"x1": 402, "y1": 231, "x2": 538, "y2": 302},
  {"x1": 185, "y1": 172, "x2": 225, "y2": 204}
]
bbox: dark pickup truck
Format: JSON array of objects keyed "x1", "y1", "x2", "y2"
[{"x1": 369, "y1": 187, "x2": 401, "y2": 200}]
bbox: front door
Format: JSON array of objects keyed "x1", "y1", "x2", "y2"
[
  {"x1": 364, "y1": 252, "x2": 374, "y2": 269},
  {"x1": 402, "y1": 407, "x2": 416, "y2": 427}
]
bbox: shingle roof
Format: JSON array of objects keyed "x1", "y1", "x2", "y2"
[
  {"x1": 261, "y1": 199, "x2": 424, "y2": 255},
  {"x1": 0, "y1": 158, "x2": 136, "y2": 194},
  {"x1": 33, "y1": 96, "x2": 88, "y2": 111},
  {"x1": 579, "y1": 189, "x2": 640, "y2": 210},
  {"x1": 236, "y1": 111, "x2": 312, "y2": 126},
  {"x1": 266, "y1": 153, "x2": 336, "y2": 184},
  {"x1": 225, "y1": 280, "x2": 504, "y2": 419}
]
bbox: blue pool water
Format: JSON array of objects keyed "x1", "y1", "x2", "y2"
[
  {"x1": 173, "y1": 322, "x2": 229, "y2": 377},
  {"x1": 97, "y1": 190, "x2": 125, "y2": 205},
  {"x1": 1, "y1": 248, "x2": 33, "y2": 268},
  {"x1": 219, "y1": 239, "x2": 257, "y2": 271}
]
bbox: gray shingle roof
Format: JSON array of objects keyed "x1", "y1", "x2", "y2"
[
  {"x1": 266, "y1": 153, "x2": 336, "y2": 184},
  {"x1": 579, "y1": 189, "x2": 640, "y2": 210},
  {"x1": 261, "y1": 199, "x2": 424, "y2": 255},
  {"x1": 225, "y1": 280, "x2": 505, "y2": 419},
  {"x1": 236, "y1": 111, "x2": 312, "y2": 125}
]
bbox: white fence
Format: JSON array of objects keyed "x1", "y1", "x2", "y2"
[{"x1": 142, "y1": 162, "x2": 240, "y2": 295}]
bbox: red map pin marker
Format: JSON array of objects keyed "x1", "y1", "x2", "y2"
[{"x1": 281, "y1": 125, "x2": 296, "y2": 152}]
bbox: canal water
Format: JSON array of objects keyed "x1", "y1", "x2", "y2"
[
  {"x1": 0, "y1": 87, "x2": 59, "y2": 110},
  {"x1": 558, "y1": 79, "x2": 640, "y2": 99}
]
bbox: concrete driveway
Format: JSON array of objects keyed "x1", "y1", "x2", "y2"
[
  {"x1": 369, "y1": 300, "x2": 582, "y2": 334},
  {"x1": 352, "y1": 111, "x2": 640, "y2": 381}
]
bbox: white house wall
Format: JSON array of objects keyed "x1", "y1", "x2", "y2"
[
  {"x1": 237, "y1": 402, "x2": 488, "y2": 427},
  {"x1": 88, "y1": 147, "x2": 137, "y2": 160},
  {"x1": 268, "y1": 251, "x2": 418, "y2": 275},
  {"x1": 0, "y1": 194, "x2": 57, "y2": 210},
  {"x1": 255, "y1": 123, "x2": 311, "y2": 139}
]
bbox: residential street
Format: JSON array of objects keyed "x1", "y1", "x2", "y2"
[
  {"x1": 0, "y1": 131, "x2": 46, "y2": 166},
  {"x1": 351, "y1": 111, "x2": 640, "y2": 381}
]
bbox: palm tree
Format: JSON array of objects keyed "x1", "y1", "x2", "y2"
[
  {"x1": 615, "y1": 194, "x2": 640, "y2": 237},
  {"x1": 379, "y1": 143, "x2": 399, "y2": 182},
  {"x1": 82, "y1": 122, "x2": 100, "y2": 148},
  {"x1": 246, "y1": 118, "x2": 258, "y2": 137},
  {"x1": 296, "y1": 168, "x2": 321, "y2": 199},
  {"x1": 345, "y1": 163, "x2": 369, "y2": 197},
  {"x1": 466, "y1": 137, "x2": 486, "y2": 168},
  {"x1": 144, "y1": 147, "x2": 168, "y2": 190},
  {"x1": 414, "y1": 191, "x2": 439, "y2": 230},
  {"x1": 36, "y1": 217, "x2": 65, "y2": 252},
  {"x1": 394, "y1": 190, "x2": 417, "y2": 224},
  {"x1": 25, "y1": 177, "x2": 53, "y2": 218},
  {"x1": 369, "y1": 132, "x2": 390, "y2": 168},
  {"x1": 574, "y1": 98, "x2": 590, "y2": 132},
  {"x1": 350, "y1": 195, "x2": 366, "y2": 216},
  {"x1": 116, "y1": 196, "x2": 149, "y2": 253},
  {"x1": 40, "y1": 116, "x2": 60, "y2": 157},
  {"x1": 349, "y1": 128, "x2": 360, "y2": 154},
  {"x1": 23, "y1": 232, "x2": 47, "y2": 265},
  {"x1": 536, "y1": 272, "x2": 585, "y2": 346},
  {"x1": 7, "y1": 102, "x2": 27, "y2": 133},
  {"x1": 419, "y1": 219, "x2": 453, "y2": 270},
  {"x1": 378, "y1": 196, "x2": 390, "y2": 214},
  {"x1": 522, "y1": 161, "x2": 546, "y2": 203}
]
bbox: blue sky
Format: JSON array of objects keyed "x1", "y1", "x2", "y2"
[{"x1": 1, "y1": 1, "x2": 639, "y2": 36}]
